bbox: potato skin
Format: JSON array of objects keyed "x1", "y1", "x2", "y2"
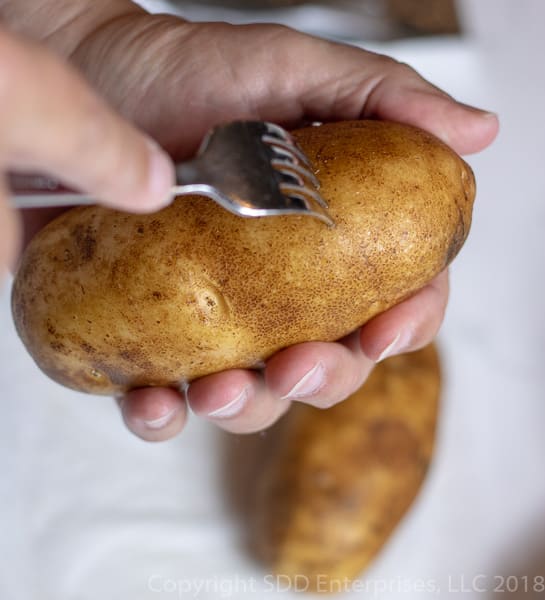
[
  {"x1": 244, "y1": 345, "x2": 441, "y2": 591},
  {"x1": 11, "y1": 121, "x2": 474, "y2": 395}
]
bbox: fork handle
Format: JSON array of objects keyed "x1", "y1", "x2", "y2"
[
  {"x1": 11, "y1": 194, "x2": 99, "y2": 209},
  {"x1": 8, "y1": 171, "x2": 209, "y2": 209},
  {"x1": 8, "y1": 174, "x2": 93, "y2": 208}
]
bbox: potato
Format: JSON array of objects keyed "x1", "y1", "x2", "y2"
[
  {"x1": 11, "y1": 121, "x2": 474, "y2": 395},
  {"x1": 230, "y1": 344, "x2": 440, "y2": 592}
]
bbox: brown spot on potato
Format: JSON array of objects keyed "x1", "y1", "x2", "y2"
[
  {"x1": 90, "y1": 360, "x2": 129, "y2": 387},
  {"x1": 117, "y1": 347, "x2": 156, "y2": 374},
  {"x1": 80, "y1": 342, "x2": 96, "y2": 355},
  {"x1": 444, "y1": 216, "x2": 467, "y2": 266},
  {"x1": 192, "y1": 280, "x2": 230, "y2": 323},
  {"x1": 149, "y1": 220, "x2": 162, "y2": 234},
  {"x1": 50, "y1": 340, "x2": 67, "y2": 354},
  {"x1": 72, "y1": 224, "x2": 96, "y2": 263}
]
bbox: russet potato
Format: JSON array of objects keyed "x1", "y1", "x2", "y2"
[
  {"x1": 233, "y1": 344, "x2": 440, "y2": 591},
  {"x1": 12, "y1": 121, "x2": 474, "y2": 395}
]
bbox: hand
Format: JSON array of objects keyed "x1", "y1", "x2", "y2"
[
  {"x1": 0, "y1": 24, "x2": 174, "y2": 279},
  {"x1": 24, "y1": 14, "x2": 500, "y2": 440}
]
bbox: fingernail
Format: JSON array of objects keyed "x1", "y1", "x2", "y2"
[
  {"x1": 472, "y1": 109, "x2": 498, "y2": 121},
  {"x1": 376, "y1": 330, "x2": 412, "y2": 363},
  {"x1": 147, "y1": 140, "x2": 175, "y2": 210},
  {"x1": 207, "y1": 386, "x2": 249, "y2": 419},
  {"x1": 142, "y1": 407, "x2": 178, "y2": 430},
  {"x1": 460, "y1": 103, "x2": 498, "y2": 120},
  {"x1": 281, "y1": 361, "x2": 326, "y2": 400}
]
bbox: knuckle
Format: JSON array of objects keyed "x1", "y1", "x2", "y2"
[
  {"x1": 368, "y1": 53, "x2": 424, "y2": 88},
  {"x1": 372, "y1": 52, "x2": 401, "y2": 71}
]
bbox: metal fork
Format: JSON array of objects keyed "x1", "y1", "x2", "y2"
[{"x1": 9, "y1": 121, "x2": 333, "y2": 226}]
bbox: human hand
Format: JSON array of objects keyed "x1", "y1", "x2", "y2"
[
  {"x1": 0, "y1": 24, "x2": 174, "y2": 280},
  {"x1": 25, "y1": 14, "x2": 500, "y2": 440}
]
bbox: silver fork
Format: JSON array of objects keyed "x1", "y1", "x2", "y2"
[{"x1": 9, "y1": 121, "x2": 333, "y2": 226}]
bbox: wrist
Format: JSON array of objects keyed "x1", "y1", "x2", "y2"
[{"x1": 0, "y1": 0, "x2": 145, "y2": 57}]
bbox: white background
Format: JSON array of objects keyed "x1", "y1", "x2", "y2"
[{"x1": 2, "y1": 1, "x2": 545, "y2": 598}]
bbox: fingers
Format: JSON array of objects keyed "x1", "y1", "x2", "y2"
[
  {"x1": 117, "y1": 388, "x2": 187, "y2": 442},
  {"x1": 187, "y1": 339, "x2": 373, "y2": 434},
  {"x1": 118, "y1": 371, "x2": 292, "y2": 440},
  {"x1": 188, "y1": 370, "x2": 292, "y2": 435},
  {"x1": 358, "y1": 270, "x2": 450, "y2": 361},
  {"x1": 0, "y1": 27, "x2": 174, "y2": 213},
  {"x1": 119, "y1": 339, "x2": 372, "y2": 439},
  {"x1": 264, "y1": 335, "x2": 374, "y2": 409}
]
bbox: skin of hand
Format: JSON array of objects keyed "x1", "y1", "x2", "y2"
[{"x1": 2, "y1": 3, "x2": 499, "y2": 441}]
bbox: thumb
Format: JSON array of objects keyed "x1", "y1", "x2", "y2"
[
  {"x1": 289, "y1": 34, "x2": 499, "y2": 155},
  {"x1": 361, "y1": 70, "x2": 499, "y2": 155},
  {"x1": 0, "y1": 27, "x2": 174, "y2": 213}
]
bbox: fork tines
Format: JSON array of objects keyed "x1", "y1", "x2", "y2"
[{"x1": 262, "y1": 123, "x2": 333, "y2": 226}]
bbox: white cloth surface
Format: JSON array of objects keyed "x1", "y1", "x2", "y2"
[
  {"x1": 136, "y1": 0, "x2": 415, "y2": 42},
  {"x1": 2, "y1": 1, "x2": 545, "y2": 598}
]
